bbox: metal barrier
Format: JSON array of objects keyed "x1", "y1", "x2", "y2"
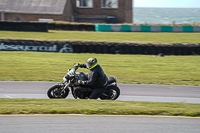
[{"x1": 95, "y1": 24, "x2": 200, "y2": 32}]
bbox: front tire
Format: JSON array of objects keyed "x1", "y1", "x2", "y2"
[
  {"x1": 47, "y1": 85, "x2": 69, "y2": 99},
  {"x1": 100, "y1": 85, "x2": 120, "y2": 100}
]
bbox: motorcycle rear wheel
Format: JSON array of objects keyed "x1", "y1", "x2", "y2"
[
  {"x1": 99, "y1": 85, "x2": 120, "y2": 100},
  {"x1": 47, "y1": 85, "x2": 69, "y2": 99}
]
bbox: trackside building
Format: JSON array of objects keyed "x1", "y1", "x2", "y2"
[{"x1": 0, "y1": 0, "x2": 133, "y2": 23}]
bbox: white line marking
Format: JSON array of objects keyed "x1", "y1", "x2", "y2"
[{"x1": 4, "y1": 95, "x2": 12, "y2": 98}]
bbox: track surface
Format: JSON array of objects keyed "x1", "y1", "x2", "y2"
[
  {"x1": 1, "y1": 81, "x2": 200, "y2": 133},
  {"x1": 0, "y1": 115, "x2": 200, "y2": 133},
  {"x1": 0, "y1": 81, "x2": 200, "y2": 103}
]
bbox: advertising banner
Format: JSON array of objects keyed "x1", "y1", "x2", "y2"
[
  {"x1": 0, "y1": 41, "x2": 73, "y2": 53},
  {"x1": 0, "y1": 39, "x2": 200, "y2": 55}
]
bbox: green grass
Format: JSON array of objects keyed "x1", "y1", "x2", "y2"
[
  {"x1": 48, "y1": 21, "x2": 200, "y2": 26},
  {"x1": 0, "y1": 98, "x2": 200, "y2": 117},
  {"x1": 0, "y1": 51, "x2": 200, "y2": 86},
  {"x1": 0, "y1": 30, "x2": 200, "y2": 44}
]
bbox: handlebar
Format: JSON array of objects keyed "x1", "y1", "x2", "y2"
[
  {"x1": 64, "y1": 66, "x2": 78, "y2": 80},
  {"x1": 65, "y1": 73, "x2": 75, "y2": 79}
]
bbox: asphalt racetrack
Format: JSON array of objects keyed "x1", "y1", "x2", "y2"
[
  {"x1": 1, "y1": 81, "x2": 200, "y2": 133},
  {"x1": 1, "y1": 115, "x2": 200, "y2": 133},
  {"x1": 0, "y1": 81, "x2": 200, "y2": 103}
]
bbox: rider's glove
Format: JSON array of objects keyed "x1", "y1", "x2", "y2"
[
  {"x1": 78, "y1": 80, "x2": 85, "y2": 85},
  {"x1": 74, "y1": 63, "x2": 80, "y2": 68}
]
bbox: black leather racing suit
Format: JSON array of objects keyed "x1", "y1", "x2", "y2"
[{"x1": 80, "y1": 64, "x2": 108, "y2": 99}]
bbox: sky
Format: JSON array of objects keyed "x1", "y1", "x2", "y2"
[{"x1": 134, "y1": 0, "x2": 200, "y2": 8}]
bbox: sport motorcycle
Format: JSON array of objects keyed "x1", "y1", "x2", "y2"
[{"x1": 47, "y1": 66, "x2": 120, "y2": 100}]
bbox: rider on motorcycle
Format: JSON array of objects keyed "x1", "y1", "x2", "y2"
[{"x1": 75, "y1": 57, "x2": 108, "y2": 99}]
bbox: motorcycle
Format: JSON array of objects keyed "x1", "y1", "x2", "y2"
[{"x1": 47, "y1": 66, "x2": 120, "y2": 100}]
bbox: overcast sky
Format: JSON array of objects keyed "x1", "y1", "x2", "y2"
[{"x1": 134, "y1": 0, "x2": 200, "y2": 8}]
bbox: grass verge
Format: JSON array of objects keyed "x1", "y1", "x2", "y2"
[
  {"x1": 0, "y1": 51, "x2": 200, "y2": 86},
  {"x1": 0, "y1": 30, "x2": 200, "y2": 44},
  {"x1": 0, "y1": 98, "x2": 200, "y2": 117},
  {"x1": 47, "y1": 21, "x2": 200, "y2": 26}
]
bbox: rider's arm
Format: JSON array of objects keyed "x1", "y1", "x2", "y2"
[
  {"x1": 83, "y1": 71, "x2": 97, "y2": 86},
  {"x1": 80, "y1": 64, "x2": 87, "y2": 68},
  {"x1": 74, "y1": 63, "x2": 86, "y2": 68}
]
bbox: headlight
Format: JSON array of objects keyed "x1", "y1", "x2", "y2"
[{"x1": 63, "y1": 76, "x2": 67, "y2": 82}]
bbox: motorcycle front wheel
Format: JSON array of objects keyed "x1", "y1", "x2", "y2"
[
  {"x1": 99, "y1": 85, "x2": 120, "y2": 100},
  {"x1": 47, "y1": 85, "x2": 69, "y2": 99}
]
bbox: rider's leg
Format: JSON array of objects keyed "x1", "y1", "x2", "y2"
[{"x1": 89, "y1": 88, "x2": 104, "y2": 99}]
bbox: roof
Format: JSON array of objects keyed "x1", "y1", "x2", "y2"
[{"x1": 0, "y1": 0, "x2": 67, "y2": 14}]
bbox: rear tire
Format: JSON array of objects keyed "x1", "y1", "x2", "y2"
[
  {"x1": 47, "y1": 85, "x2": 69, "y2": 99},
  {"x1": 99, "y1": 85, "x2": 120, "y2": 100}
]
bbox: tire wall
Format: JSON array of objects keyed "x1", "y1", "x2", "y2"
[
  {"x1": 1, "y1": 22, "x2": 199, "y2": 32},
  {"x1": 0, "y1": 21, "x2": 94, "y2": 31},
  {"x1": 48, "y1": 23, "x2": 95, "y2": 31},
  {"x1": 0, "y1": 21, "x2": 48, "y2": 32},
  {"x1": 0, "y1": 39, "x2": 200, "y2": 55}
]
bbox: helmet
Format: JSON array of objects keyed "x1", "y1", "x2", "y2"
[{"x1": 86, "y1": 57, "x2": 98, "y2": 70}]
